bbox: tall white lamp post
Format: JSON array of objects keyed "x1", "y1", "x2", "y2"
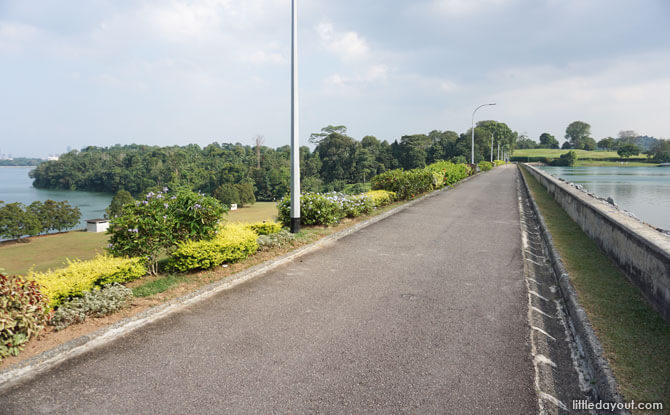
[
  {"x1": 471, "y1": 103, "x2": 496, "y2": 164},
  {"x1": 290, "y1": 0, "x2": 300, "y2": 233}
]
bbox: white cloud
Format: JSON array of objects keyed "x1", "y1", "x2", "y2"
[
  {"x1": 429, "y1": 0, "x2": 516, "y2": 16},
  {"x1": 0, "y1": 21, "x2": 40, "y2": 51},
  {"x1": 316, "y1": 22, "x2": 369, "y2": 61}
]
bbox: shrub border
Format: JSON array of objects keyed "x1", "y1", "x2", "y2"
[{"x1": 0, "y1": 170, "x2": 486, "y2": 392}]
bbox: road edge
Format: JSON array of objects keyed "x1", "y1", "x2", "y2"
[{"x1": 518, "y1": 164, "x2": 627, "y2": 413}]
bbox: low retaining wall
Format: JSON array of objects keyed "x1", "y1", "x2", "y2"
[{"x1": 521, "y1": 164, "x2": 670, "y2": 324}]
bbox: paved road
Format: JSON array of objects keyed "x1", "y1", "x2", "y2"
[{"x1": 1, "y1": 165, "x2": 536, "y2": 414}]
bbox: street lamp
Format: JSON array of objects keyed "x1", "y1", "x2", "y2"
[
  {"x1": 490, "y1": 132, "x2": 494, "y2": 163},
  {"x1": 290, "y1": 0, "x2": 300, "y2": 233},
  {"x1": 471, "y1": 103, "x2": 496, "y2": 164}
]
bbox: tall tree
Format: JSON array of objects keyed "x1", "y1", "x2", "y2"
[
  {"x1": 539, "y1": 133, "x2": 559, "y2": 149},
  {"x1": 565, "y1": 121, "x2": 593, "y2": 150}
]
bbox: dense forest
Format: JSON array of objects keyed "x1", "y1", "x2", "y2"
[{"x1": 29, "y1": 123, "x2": 518, "y2": 201}]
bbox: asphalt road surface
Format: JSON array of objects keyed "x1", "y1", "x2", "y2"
[{"x1": 0, "y1": 165, "x2": 536, "y2": 414}]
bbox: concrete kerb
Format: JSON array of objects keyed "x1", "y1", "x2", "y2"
[
  {"x1": 518, "y1": 164, "x2": 628, "y2": 414},
  {"x1": 0, "y1": 170, "x2": 487, "y2": 392}
]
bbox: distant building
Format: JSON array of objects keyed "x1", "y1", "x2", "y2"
[
  {"x1": 47, "y1": 155, "x2": 59, "y2": 161},
  {"x1": 86, "y1": 219, "x2": 110, "y2": 233}
]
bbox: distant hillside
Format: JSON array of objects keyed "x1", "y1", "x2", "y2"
[{"x1": 0, "y1": 158, "x2": 45, "y2": 167}]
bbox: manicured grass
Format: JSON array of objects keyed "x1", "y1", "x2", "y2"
[
  {"x1": 0, "y1": 231, "x2": 109, "y2": 276},
  {"x1": 513, "y1": 149, "x2": 621, "y2": 159},
  {"x1": 521, "y1": 167, "x2": 670, "y2": 410},
  {"x1": 573, "y1": 160, "x2": 653, "y2": 167},
  {"x1": 224, "y1": 201, "x2": 278, "y2": 224}
]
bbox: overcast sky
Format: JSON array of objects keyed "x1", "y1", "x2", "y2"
[{"x1": 1, "y1": 0, "x2": 669, "y2": 157}]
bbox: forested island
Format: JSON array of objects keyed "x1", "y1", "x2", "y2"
[{"x1": 29, "y1": 123, "x2": 518, "y2": 200}]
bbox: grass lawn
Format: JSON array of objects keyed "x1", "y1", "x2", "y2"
[
  {"x1": 521, "y1": 167, "x2": 670, "y2": 411},
  {"x1": 0, "y1": 202, "x2": 279, "y2": 277},
  {"x1": 224, "y1": 201, "x2": 278, "y2": 223},
  {"x1": 513, "y1": 149, "x2": 620, "y2": 158},
  {"x1": 0, "y1": 231, "x2": 109, "y2": 276}
]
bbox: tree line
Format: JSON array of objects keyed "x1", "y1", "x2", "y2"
[
  {"x1": 516, "y1": 121, "x2": 669, "y2": 161},
  {"x1": 0, "y1": 200, "x2": 81, "y2": 241},
  {"x1": 29, "y1": 122, "x2": 519, "y2": 202}
]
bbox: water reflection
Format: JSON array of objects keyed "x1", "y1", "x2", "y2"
[{"x1": 538, "y1": 166, "x2": 670, "y2": 230}]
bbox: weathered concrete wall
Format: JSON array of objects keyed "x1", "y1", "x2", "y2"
[{"x1": 522, "y1": 164, "x2": 670, "y2": 324}]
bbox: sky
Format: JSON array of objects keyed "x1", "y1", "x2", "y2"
[{"x1": 1, "y1": 0, "x2": 669, "y2": 158}]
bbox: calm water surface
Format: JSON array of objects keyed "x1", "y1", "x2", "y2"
[
  {"x1": 0, "y1": 167, "x2": 112, "y2": 229},
  {"x1": 538, "y1": 166, "x2": 670, "y2": 230}
]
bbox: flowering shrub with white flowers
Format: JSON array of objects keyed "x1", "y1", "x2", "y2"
[
  {"x1": 107, "y1": 187, "x2": 226, "y2": 274},
  {"x1": 277, "y1": 192, "x2": 377, "y2": 226}
]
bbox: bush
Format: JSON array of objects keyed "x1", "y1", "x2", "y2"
[
  {"x1": 168, "y1": 223, "x2": 258, "y2": 272},
  {"x1": 371, "y1": 169, "x2": 434, "y2": 200},
  {"x1": 246, "y1": 221, "x2": 283, "y2": 235},
  {"x1": 108, "y1": 188, "x2": 226, "y2": 274},
  {"x1": 277, "y1": 192, "x2": 346, "y2": 226},
  {"x1": 257, "y1": 229, "x2": 297, "y2": 251},
  {"x1": 1, "y1": 274, "x2": 49, "y2": 360},
  {"x1": 364, "y1": 190, "x2": 396, "y2": 207},
  {"x1": 493, "y1": 160, "x2": 506, "y2": 166},
  {"x1": 48, "y1": 284, "x2": 133, "y2": 331},
  {"x1": 106, "y1": 190, "x2": 134, "y2": 219},
  {"x1": 551, "y1": 151, "x2": 578, "y2": 166},
  {"x1": 213, "y1": 184, "x2": 240, "y2": 207},
  {"x1": 29, "y1": 255, "x2": 147, "y2": 308},
  {"x1": 425, "y1": 161, "x2": 470, "y2": 187},
  {"x1": 341, "y1": 195, "x2": 374, "y2": 218},
  {"x1": 478, "y1": 161, "x2": 493, "y2": 171}
]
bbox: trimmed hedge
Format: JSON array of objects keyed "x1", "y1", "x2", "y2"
[
  {"x1": 425, "y1": 161, "x2": 470, "y2": 186},
  {"x1": 168, "y1": 223, "x2": 258, "y2": 272},
  {"x1": 371, "y1": 168, "x2": 435, "y2": 200},
  {"x1": 365, "y1": 190, "x2": 396, "y2": 207},
  {"x1": 246, "y1": 221, "x2": 283, "y2": 235},
  {"x1": 493, "y1": 160, "x2": 506, "y2": 166},
  {"x1": 1, "y1": 274, "x2": 49, "y2": 360},
  {"x1": 478, "y1": 161, "x2": 493, "y2": 171},
  {"x1": 29, "y1": 255, "x2": 147, "y2": 308}
]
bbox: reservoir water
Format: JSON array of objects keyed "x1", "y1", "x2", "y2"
[
  {"x1": 538, "y1": 166, "x2": 670, "y2": 230},
  {"x1": 0, "y1": 167, "x2": 112, "y2": 230}
]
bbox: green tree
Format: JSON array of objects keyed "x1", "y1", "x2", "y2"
[
  {"x1": 597, "y1": 137, "x2": 616, "y2": 151},
  {"x1": 28, "y1": 201, "x2": 49, "y2": 234},
  {"x1": 650, "y1": 139, "x2": 670, "y2": 162},
  {"x1": 106, "y1": 190, "x2": 135, "y2": 219},
  {"x1": 53, "y1": 201, "x2": 81, "y2": 232},
  {"x1": 0, "y1": 202, "x2": 41, "y2": 241},
  {"x1": 515, "y1": 135, "x2": 538, "y2": 149},
  {"x1": 539, "y1": 133, "x2": 559, "y2": 149},
  {"x1": 565, "y1": 121, "x2": 593, "y2": 150},
  {"x1": 617, "y1": 143, "x2": 641, "y2": 159},
  {"x1": 214, "y1": 184, "x2": 241, "y2": 207},
  {"x1": 235, "y1": 182, "x2": 256, "y2": 207}
]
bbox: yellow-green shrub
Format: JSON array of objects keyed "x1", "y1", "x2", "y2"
[
  {"x1": 168, "y1": 223, "x2": 258, "y2": 272},
  {"x1": 28, "y1": 255, "x2": 147, "y2": 308},
  {"x1": 246, "y1": 221, "x2": 282, "y2": 235},
  {"x1": 494, "y1": 160, "x2": 506, "y2": 166},
  {"x1": 365, "y1": 190, "x2": 396, "y2": 207}
]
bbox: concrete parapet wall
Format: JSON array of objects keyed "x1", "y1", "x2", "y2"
[{"x1": 522, "y1": 164, "x2": 670, "y2": 324}]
